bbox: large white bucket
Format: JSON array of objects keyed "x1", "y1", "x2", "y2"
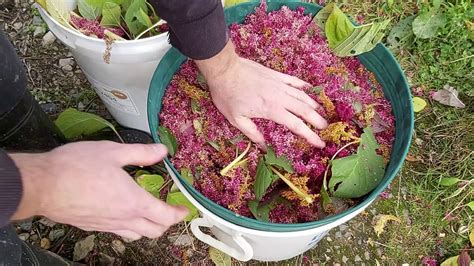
[
  {"x1": 166, "y1": 163, "x2": 373, "y2": 262},
  {"x1": 37, "y1": 5, "x2": 171, "y2": 133}
]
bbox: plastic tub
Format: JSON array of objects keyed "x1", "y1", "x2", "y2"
[
  {"x1": 148, "y1": 1, "x2": 413, "y2": 262},
  {"x1": 37, "y1": 4, "x2": 171, "y2": 133}
]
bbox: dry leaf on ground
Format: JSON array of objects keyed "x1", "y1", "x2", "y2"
[
  {"x1": 372, "y1": 214, "x2": 401, "y2": 237},
  {"x1": 431, "y1": 85, "x2": 466, "y2": 108}
]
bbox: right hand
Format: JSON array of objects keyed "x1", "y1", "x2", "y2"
[{"x1": 10, "y1": 141, "x2": 188, "y2": 240}]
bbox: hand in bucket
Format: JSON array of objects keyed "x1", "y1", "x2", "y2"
[
  {"x1": 196, "y1": 41, "x2": 328, "y2": 148},
  {"x1": 10, "y1": 141, "x2": 188, "y2": 240}
]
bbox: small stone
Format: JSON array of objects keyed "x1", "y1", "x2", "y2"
[
  {"x1": 40, "y1": 103, "x2": 58, "y2": 114},
  {"x1": 167, "y1": 234, "x2": 193, "y2": 247},
  {"x1": 49, "y1": 229, "x2": 65, "y2": 242},
  {"x1": 39, "y1": 217, "x2": 57, "y2": 227},
  {"x1": 62, "y1": 65, "x2": 73, "y2": 72},
  {"x1": 73, "y1": 235, "x2": 96, "y2": 261},
  {"x1": 358, "y1": 239, "x2": 362, "y2": 245},
  {"x1": 59, "y1": 58, "x2": 75, "y2": 68},
  {"x1": 326, "y1": 237, "x2": 332, "y2": 242},
  {"x1": 13, "y1": 22, "x2": 22, "y2": 31},
  {"x1": 40, "y1": 238, "x2": 51, "y2": 249},
  {"x1": 30, "y1": 234, "x2": 39, "y2": 242},
  {"x1": 414, "y1": 138, "x2": 423, "y2": 146},
  {"x1": 77, "y1": 102, "x2": 85, "y2": 111},
  {"x1": 111, "y1": 239, "x2": 126, "y2": 255},
  {"x1": 339, "y1": 224, "x2": 348, "y2": 231},
  {"x1": 99, "y1": 253, "x2": 116, "y2": 264},
  {"x1": 32, "y1": 15, "x2": 43, "y2": 25},
  {"x1": 335, "y1": 231, "x2": 342, "y2": 238},
  {"x1": 364, "y1": 251, "x2": 370, "y2": 260},
  {"x1": 342, "y1": 256, "x2": 349, "y2": 263},
  {"x1": 42, "y1": 31, "x2": 56, "y2": 46},
  {"x1": 355, "y1": 255, "x2": 362, "y2": 262},
  {"x1": 18, "y1": 220, "x2": 32, "y2": 231},
  {"x1": 439, "y1": 233, "x2": 446, "y2": 238},
  {"x1": 18, "y1": 233, "x2": 30, "y2": 241},
  {"x1": 33, "y1": 26, "x2": 45, "y2": 37},
  {"x1": 326, "y1": 248, "x2": 331, "y2": 253}
]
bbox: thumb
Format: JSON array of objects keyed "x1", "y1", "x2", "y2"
[
  {"x1": 234, "y1": 116, "x2": 266, "y2": 147},
  {"x1": 109, "y1": 143, "x2": 168, "y2": 166}
]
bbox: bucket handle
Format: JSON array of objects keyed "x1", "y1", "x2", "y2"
[{"x1": 190, "y1": 217, "x2": 253, "y2": 261}]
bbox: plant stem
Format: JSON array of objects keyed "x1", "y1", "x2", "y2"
[
  {"x1": 220, "y1": 142, "x2": 251, "y2": 176},
  {"x1": 270, "y1": 166, "x2": 313, "y2": 204},
  {"x1": 135, "y1": 19, "x2": 165, "y2": 40},
  {"x1": 112, "y1": 128, "x2": 125, "y2": 143},
  {"x1": 322, "y1": 140, "x2": 360, "y2": 191}
]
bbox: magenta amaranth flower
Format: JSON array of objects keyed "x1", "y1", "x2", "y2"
[
  {"x1": 159, "y1": 3, "x2": 395, "y2": 223},
  {"x1": 421, "y1": 256, "x2": 437, "y2": 266},
  {"x1": 70, "y1": 15, "x2": 124, "y2": 39}
]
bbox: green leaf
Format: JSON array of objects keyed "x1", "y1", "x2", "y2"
[
  {"x1": 134, "y1": 169, "x2": 150, "y2": 177},
  {"x1": 193, "y1": 119, "x2": 203, "y2": 135},
  {"x1": 78, "y1": 0, "x2": 101, "y2": 20},
  {"x1": 332, "y1": 19, "x2": 390, "y2": 57},
  {"x1": 412, "y1": 11, "x2": 446, "y2": 39},
  {"x1": 197, "y1": 72, "x2": 207, "y2": 88},
  {"x1": 264, "y1": 147, "x2": 294, "y2": 173},
  {"x1": 170, "y1": 168, "x2": 194, "y2": 193},
  {"x1": 439, "y1": 177, "x2": 461, "y2": 187},
  {"x1": 466, "y1": 201, "x2": 474, "y2": 212},
  {"x1": 253, "y1": 158, "x2": 275, "y2": 201},
  {"x1": 248, "y1": 200, "x2": 272, "y2": 222},
  {"x1": 55, "y1": 108, "x2": 117, "y2": 140},
  {"x1": 137, "y1": 174, "x2": 164, "y2": 198},
  {"x1": 158, "y1": 126, "x2": 178, "y2": 157},
  {"x1": 208, "y1": 247, "x2": 231, "y2": 266},
  {"x1": 207, "y1": 141, "x2": 220, "y2": 151},
  {"x1": 85, "y1": 0, "x2": 106, "y2": 8},
  {"x1": 191, "y1": 100, "x2": 202, "y2": 114},
  {"x1": 329, "y1": 128, "x2": 385, "y2": 198},
  {"x1": 136, "y1": 7, "x2": 153, "y2": 28},
  {"x1": 413, "y1": 97, "x2": 427, "y2": 112},
  {"x1": 45, "y1": 0, "x2": 72, "y2": 28},
  {"x1": 440, "y1": 255, "x2": 459, "y2": 266},
  {"x1": 124, "y1": 0, "x2": 148, "y2": 37},
  {"x1": 386, "y1": 0, "x2": 394, "y2": 7},
  {"x1": 387, "y1": 16, "x2": 416, "y2": 51},
  {"x1": 166, "y1": 192, "x2": 198, "y2": 222},
  {"x1": 325, "y1": 4, "x2": 355, "y2": 49},
  {"x1": 320, "y1": 186, "x2": 333, "y2": 213},
  {"x1": 312, "y1": 2, "x2": 336, "y2": 31},
  {"x1": 100, "y1": 1, "x2": 121, "y2": 27}
]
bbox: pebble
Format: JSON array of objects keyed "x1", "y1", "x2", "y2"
[
  {"x1": 40, "y1": 238, "x2": 51, "y2": 249},
  {"x1": 39, "y1": 217, "x2": 57, "y2": 227},
  {"x1": 49, "y1": 229, "x2": 65, "y2": 242},
  {"x1": 364, "y1": 251, "x2": 370, "y2": 260},
  {"x1": 342, "y1": 255, "x2": 349, "y2": 263},
  {"x1": 33, "y1": 26, "x2": 45, "y2": 37},
  {"x1": 30, "y1": 234, "x2": 39, "y2": 242},
  {"x1": 42, "y1": 31, "x2": 56, "y2": 46},
  {"x1": 355, "y1": 255, "x2": 362, "y2": 262},
  {"x1": 335, "y1": 231, "x2": 342, "y2": 238},
  {"x1": 111, "y1": 239, "x2": 126, "y2": 255},
  {"x1": 339, "y1": 224, "x2": 348, "y2": 231},
  {"x1": 59, "y1": 58, "x2": 75, "y2": 72},
  {"x1": 32, "y1": 15, "x2": 43, "y2": 26},
  {"x1": 40, "y1": 103, "x2": 58, "y2": 114},
  {"x1": 18, "y1": 220, "x2": 32, "y2": 231},
  {"x1": 18, "y1": 233, "x2": 30, "y2": 241},
  {"x1": 13, "y1": 22, "x2": 22, "y2": 31},
  {"x1": 326, "y1": 237, "x2": 332, "y2": 242},
  {"x1": 439, "y1": 233, "x2": 446, "y2": 238}
]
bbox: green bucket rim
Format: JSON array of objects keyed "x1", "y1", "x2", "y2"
[{"x1": 147, "y1": 1, "x2": 414, "y2": 232}]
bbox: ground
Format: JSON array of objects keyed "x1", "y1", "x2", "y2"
[{"x1": 1, "y1": 0, "x2": 473, "y2": 265}]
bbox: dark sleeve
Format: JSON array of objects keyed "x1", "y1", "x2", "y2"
[
  {"x1": 0, "y1": 150, "x2": 22, "y2": 227},
  {"x1": 149, "y1": 0, "x2": 228, "y2": 60}
]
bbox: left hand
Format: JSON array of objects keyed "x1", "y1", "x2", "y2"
[{"x1": 195, "y1": 41, "x2": 328, "y2": 148}]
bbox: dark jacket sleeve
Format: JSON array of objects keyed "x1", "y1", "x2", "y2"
[
  {"x1": 149, "y1": 0, "x2": 228, "y2": 60},
  {"x1": 0, "y1": 150, "x2": 22, "y2": 227}
]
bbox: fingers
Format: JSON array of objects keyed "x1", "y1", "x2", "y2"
[
  {"x1": 279, "y1": 73, "x2": 312, "y2": 89},
  {"x1": 138, "y1": 193, "x2": 189, "y2": 227},
  {"x1": 233, "y1": 116, "x2": 266, "y2": 146},
  {"x1": 283, "y1": 86, "x2": 319, "y2": 109},
  {"x1": 126, "y1": 218, "x2": 167, "y2": 239},
  {"x1": 109, "y1": 143, "x2": 168, "y2": 166},
  {"x1": 269, "y1": 109, "x2": 326, "y2": 148},
  {"x1": 283, "y1": 96, "x2": 328, "y2": 130}
]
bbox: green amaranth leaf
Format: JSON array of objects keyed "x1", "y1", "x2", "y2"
[
  {"x1": 466, "y1": 201, "x2": 474, "y2": 212},
  {"x1": 124, "y1": 0, "x2": 148, "y2": 37},
  {"x1": 253, "y1": 158, "x2": 276, "y2": 201},
  {"x1": 191, "y1": 100, "x2": 202, "y2": 114},
  {"x1": 85, "y1": 0, "x2": 106, "y2": 8},
  {"x1": 100, "y1": 1, "x2": 121, "y2": 27},
  {"x1": 312, "y1": 2, "x2": 336, "y2": 31},
  {"x1": 329, "y1": 127, "x2": 385, "y2": 198},
  {"x1": 387, "y1": 16, "x2": 416, "y2": 51},
  {"x1": 248, "y1": 200, "x2": 272, "y2": 222},
  {"x1": 208, "y1": 247, "x2": 231, "y2": 266},
  {"x1": 439, "y1": 177, "x2": 462, "y2": 187},
  {"x1": 55, "y1": 108, "x2": 119, "y2": 140},
  {"x1": 324, "y1": 4, "x2": 355, "y2": 49},
  {"x1": 137, "y1": 174, "x2": 164, "y2": 198},
  {"x1": 193, "y1": 119, "x2": 203, "y2": 135},
  {"x1": 264, "y1": 147, "x2": 294, "y2": 173},
  {"x1": 412, "y1": 11, "x2": 446, "y2": 39},
  {"x1": 440, "y1": 255, "x2": 459, "y2": 266},
  {"x1": 136, "y1": 7, "x2": 153, "y2": 28},
  {"x1": 320, "y1": 186, "x2": 333, "y2": 213},
  {"x1": 134, "y1": 169, "x2": 150, "y2": 177},
  {"x1": 45, "y1": 0, "x2": 72, "y2": 28},
  {"x1": 170, "y1": 168, "x2": 194, "y2": 193},
  {"x1": 78, "y1": 0, "x2": 101, "y2": 20},
  {"x1": 158, "y1": 126, "x2": 178, "y2": 157},
  {"x1": 166, "y1": 192, "x2": 198, "y2": 222}
]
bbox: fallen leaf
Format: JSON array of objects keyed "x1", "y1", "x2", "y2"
[
  {"x1": 45, "y1": 0, "x2": 72, "y2": 28},
  {"x1": 413, "y1": 97, "x2": 427, "y2": 112},
  {"x1": 469, "y1": 226, "x2": 474, "y2": 246},
  {"x1": 405, "y1": 153, "x2": 422, "y2": 162},
  {"x1": 412, "y1": 11, "x2": 446, "y2": 39},
  {"x1": 431, "y1": 85, "x2": 466, "y2": 108},
  {"x1": 209, "y1": 247, "x2": 232, "y2": 266},
  {"x1": 372, "y1": 214, "x2": 401, "y2": 237},
  {"x1": 440, "y1": 255, "x2": 459, "y2": 266},
  {"x1": 439, "y1": 177, "x2": 462, "y2": 187},
  {"x1": 73, "y1": 235, "x2": 96, "y2": 261}
]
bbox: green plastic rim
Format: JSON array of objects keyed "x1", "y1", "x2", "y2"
[{"x1": 148, "y1": 1, "x2": 414, "y2": 232}]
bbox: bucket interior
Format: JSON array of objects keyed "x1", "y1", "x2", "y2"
[{"x1": 147, "y1": 1, "x2": 414, "y2": 232}]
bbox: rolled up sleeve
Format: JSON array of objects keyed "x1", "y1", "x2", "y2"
[{"x1": 0, "y1": 150, "x2": 22, "y2": 227}]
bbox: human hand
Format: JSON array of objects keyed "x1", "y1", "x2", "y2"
[
  {"x1": 195, "y1": 42, "x2": 328, "y2": 148},
  {"x1": 10, "y1": 141, "x2": 188, "y2": 240}
]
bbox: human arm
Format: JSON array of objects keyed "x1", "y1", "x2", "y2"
[
  {"x1": 5, "y1": 141, "x2": 188, "y2": 240},
  {"x1": 149, "y1": 0, "x2": 328, "y2": 147}
]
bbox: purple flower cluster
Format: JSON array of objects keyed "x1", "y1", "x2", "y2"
[{"x1": 159, "y1": 3, "x2": 395, "y2": 223}]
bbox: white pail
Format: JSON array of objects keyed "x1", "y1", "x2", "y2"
[{"x1": 37, "y1": 5, "x2": 171, "y2": 133}]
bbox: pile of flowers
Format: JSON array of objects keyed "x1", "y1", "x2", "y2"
[{"x1": 159, "y1": 3, "x2": 395, "y2": 223}]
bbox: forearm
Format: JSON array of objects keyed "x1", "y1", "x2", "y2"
[
  {"x1": 0, "y1": 150, "x2": 23, "y2": 227},
  {"x1": 149, "y1": 0, "x2": 228, "y2": 60}
]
